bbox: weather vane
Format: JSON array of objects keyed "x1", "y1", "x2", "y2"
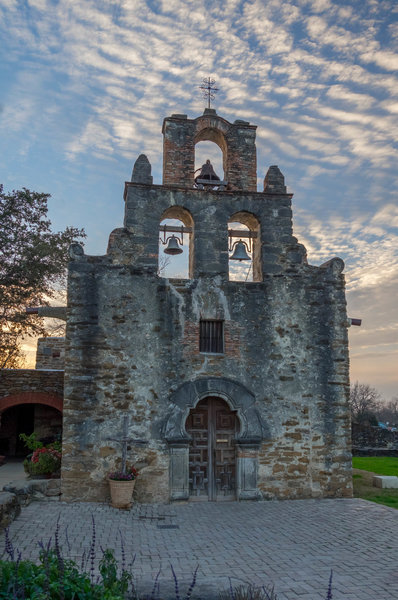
[{"x1": 199, "y1": 77, "x2": 219, "y2": 109}]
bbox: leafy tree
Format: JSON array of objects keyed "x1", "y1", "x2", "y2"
[
  {"x1": 350, "y1": 381, "x2": 381, "y2": 425},
  {"x1": 0, "y1": 185, "x2": 85, "y2": 368}
]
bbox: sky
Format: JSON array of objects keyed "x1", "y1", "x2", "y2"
[{"x1": 0, "y1": 0, "x2": 397, "y2": 400}]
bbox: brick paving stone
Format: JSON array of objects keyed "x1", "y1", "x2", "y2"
[{"x1": 0, "y1": 498, "x2": 397, "y2": 599}]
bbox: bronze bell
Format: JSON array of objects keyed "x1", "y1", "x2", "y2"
[
  {"x1": 230, "y1": 240, "x2": 251, "y2": 261},
  {"x1": 164, "y1": 235, "x2": 183, "y2": 255}
]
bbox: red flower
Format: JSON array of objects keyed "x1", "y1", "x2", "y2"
[{"x1": 31, "y1": 447, "x2": 62, "y2": 463}]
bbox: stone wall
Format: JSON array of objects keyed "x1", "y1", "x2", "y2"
[
  {"x1": 62, "y1": 179, "x2": 351, "y2": 503},
  {"x1": 1, "y1": 480, "x2": 61, "y2": 529},
  {"x1": 0, "y1": 370, "x2": 64, "y2": 402},
  {"x1": 34, "y1": 404, "x2": 62, "y2": 441},
  {"x1": 36, "y1": 337, "x2": 65, "y2": 369}
]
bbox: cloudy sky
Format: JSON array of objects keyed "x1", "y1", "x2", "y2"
[{"x1": 0, "y1": 0, "x2": 397, "y2": 400}]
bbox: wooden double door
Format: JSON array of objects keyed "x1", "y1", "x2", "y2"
[{"x1": 186, "y1": 397, "x2": 238, "y2": 501}]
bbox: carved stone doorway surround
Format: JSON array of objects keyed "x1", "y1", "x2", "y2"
[{"x1": 163, "y1": 377, "x2": 264, "y2": 501}]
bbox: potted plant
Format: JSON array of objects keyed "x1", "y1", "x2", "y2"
[
  {"x1": 20, "y1": 432, "x2": 62, "y2": 478},
  {"x1": 108, "y1": 464, "x2": 139, "y2": 509}
]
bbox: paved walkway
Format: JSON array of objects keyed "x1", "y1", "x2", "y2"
[
  {"x1": 1, "y1": 498, "x2": 397, "y2": 599},
  {"x1": 0, "y1": 459, "x2": 26, "y2": 488}
]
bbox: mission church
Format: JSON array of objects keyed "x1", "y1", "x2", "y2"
[
  {"x1": 53, "y1": 99, "x2": 353, "y2": 504},
  {"x1": 1, "y1": 95, "x2": 353, "y2": 502}
]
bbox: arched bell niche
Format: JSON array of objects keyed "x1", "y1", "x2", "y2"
[
  {"x1": 228, "y1": 211, "x2": 262, "y2": 282},
  {"x1": 194, "y1": 140, "x2": 224, "y2": 185},
  {"x1": 158, "y1": 206, "x2": 194, "y2": 279}
]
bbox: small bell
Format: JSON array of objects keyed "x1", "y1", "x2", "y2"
[
  {"x1": 164, "y1": 235, "x2": 183, "y2": 255},
  {"x1": 230, "y1": 240, "x2": 251, "y2": 261}
]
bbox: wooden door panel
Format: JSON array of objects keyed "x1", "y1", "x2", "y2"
[
  {"x1": 214, "y1": 403, "x2": 236, "y2": 499},
  {"x1": 186, "y1": 401, "x2": 209, "y2": 498},
  {"x1": 187, "y1": 397, "x2": 237, "y2": 501}
]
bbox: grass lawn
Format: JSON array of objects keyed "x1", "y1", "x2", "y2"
[
  {"x1": 352, "y1": 456, "x2": 398, "y2": 509},
  {"x1": 352, "y1": 456, "x2": 398, "y2": 475}
]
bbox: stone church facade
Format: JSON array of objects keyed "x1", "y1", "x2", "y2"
[{"x1": 62, "y1": 108, "x2": 352, "y2": 503}]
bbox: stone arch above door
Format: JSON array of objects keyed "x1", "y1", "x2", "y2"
[
  {"x1": 0, "y1": 392, "x2": 63, "y2": 413},
  {"x1": 163, "y1": 377, "x2": 264, "y2": 444},
  {"x1": 163, "y1": 377, "x2": 265, "y2": 501}
]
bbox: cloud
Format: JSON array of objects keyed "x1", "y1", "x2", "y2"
[
  {"x1": 326, "y1": 85, "x2": 375, "y2": 109},
  {"x1": 0, "y1": 0, "x2": 397, "y2": 395},
  {"x1": 371, "y1": 204, "x2": 398, "y2": 229},
  {"x1": 360, "y1": 49, "x2": 398, "y2": 71},
  {"x1": 294, "y1": 207, "x2": 398, "y2": 291}
]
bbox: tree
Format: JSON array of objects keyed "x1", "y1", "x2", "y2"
[
  {"x1": 349, "y1": 381, "x2": 381, "y2": 425},
  {"x1": 157, "y1": 252, "x2": 171, "y2": 276},
  {"x1": 0, "y1": 185, "x2": 85, "y2": 368},
  {"x1": 377, "y1": 397, "x2": 398, "y2": 426}
]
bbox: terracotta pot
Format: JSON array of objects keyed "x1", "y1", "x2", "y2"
[{"x1": 109, "y1": 478, "x2": 136, "y2": 509}]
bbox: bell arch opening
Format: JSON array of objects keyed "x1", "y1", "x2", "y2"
[
  {"x1": 158, "y1": 206, "x2": 194, "y2": 279},
  {"x1": 228, "y1": 211, "x2": 262, "y2": 282},
  {"x1": 194, "y1": 141, "x2": 225, "y2": 185},
  {"x1": 195, "y1": 125, "x2": 227, "y2": 164}
]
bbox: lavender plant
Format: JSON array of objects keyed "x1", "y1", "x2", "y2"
[
  {"x1": 326, "y1": 569, "x2": 333, "y2": 600},
  {"x1": 220, "y1": 581, "x2": 278, "y2": 600}
]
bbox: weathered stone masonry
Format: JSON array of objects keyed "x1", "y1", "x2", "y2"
[{"x1": 62, "y1": 109, "x2": 352, "y2": 503}]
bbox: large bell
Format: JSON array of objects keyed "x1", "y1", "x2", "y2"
[
  {"x1": 164, "y1": 235, "x2": 183, "y2": 255},
  {"x1": 230, "y1": 240, "x2": 251, "y2": 261}
]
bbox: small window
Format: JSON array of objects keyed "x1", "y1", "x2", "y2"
[
  {"x1": 52, "y1": 351, "x2": 61, "y2": 358},
  {"x1": 43, "y1": 347, "x2": 52, "y2": 356},
  {"x1": 199, "y1": 320, "x2": 224, "y2": 354}
]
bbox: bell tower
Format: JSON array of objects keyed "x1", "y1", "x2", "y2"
[{"x1": 162, "y1": 109, "x2": 257, "y2": 191}]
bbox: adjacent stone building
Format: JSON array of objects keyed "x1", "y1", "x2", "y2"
[
  {"x1": 62, "y1": 108, "x2": 352, "y2": 503},
  {"x1": 0, "y1": 344, "x2": 63, "y2": 456},
  {"x1": 35, "y1": 337, "x2": 65, "y2": 370}
]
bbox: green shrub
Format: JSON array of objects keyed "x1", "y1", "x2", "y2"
[
  {"x1": 20, "y1": 432, "x2": 62, "y2": 477},
  {"x1": 0, "y1": 548, "x2": 131, "y2": 599},
  {"x1": 23, "y1": 448, "x2": 61, "y2": 477},
  {"x1": 19, "y1": 432, "x2": 43, "y2": 452}
]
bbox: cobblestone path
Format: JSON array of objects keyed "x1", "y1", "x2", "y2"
[{"x1": 1, "y1": 498, "x2": 397, "y2": 599}]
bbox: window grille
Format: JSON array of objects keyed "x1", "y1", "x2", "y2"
[{"x1": 199, "y1": 320, "x2": 224, "y2": 354}]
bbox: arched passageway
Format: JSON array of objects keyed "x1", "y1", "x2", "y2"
[{"x1": 0, "y1": 392, "x2": 63, "y2": 456}]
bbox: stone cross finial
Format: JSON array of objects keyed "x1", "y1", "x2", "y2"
[{"x1": 108, "y1": 415, "x2": 148, "y2": 475}]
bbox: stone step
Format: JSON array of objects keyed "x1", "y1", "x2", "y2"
[{"x1": 373, "y1": 475, "x2": 398, "y2": 489}]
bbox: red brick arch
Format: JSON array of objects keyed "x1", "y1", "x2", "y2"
[{"x1": 0, "y1": 392, "x2": 63, "y2": 413}]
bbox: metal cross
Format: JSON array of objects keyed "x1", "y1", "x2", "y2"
[
  {"x1": 199, "y1": 77, "x2": 219, "y2": 109},
  {"x1": 108, "y1": 415, "x2": 148, "y2": 475}
]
